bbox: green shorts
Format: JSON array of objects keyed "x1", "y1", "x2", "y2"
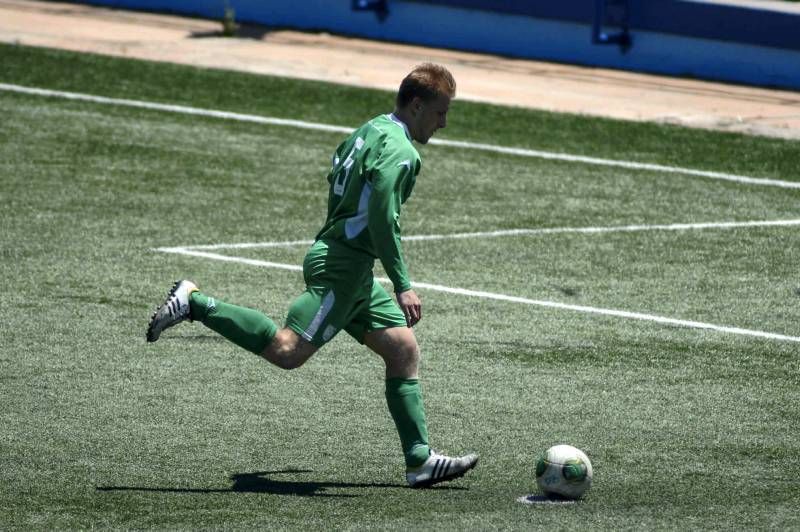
[{"x1": 285, "y1": 240, "x2": 408, "y2": 347}]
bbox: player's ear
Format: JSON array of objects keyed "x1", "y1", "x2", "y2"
[{"x1": 411, "y1": 96, "x2": 423, "y2": 116}]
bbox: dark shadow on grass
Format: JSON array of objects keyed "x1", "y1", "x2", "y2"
[
  {"x1": 98, "y1": 469, "x2": 467, "y2": 497},
  {"x1": 157, "y1": 334, "x2": 228, "y2": 343},
  {"x1": 548, "y1": 284, "x2": 581, "y2": 297}
]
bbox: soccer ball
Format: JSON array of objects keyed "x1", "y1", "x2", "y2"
[{"x1": 535, "y1": 444, "x2": 593, "y2": 500}]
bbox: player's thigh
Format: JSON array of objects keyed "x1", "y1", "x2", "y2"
[
  {"x1": 285, "y1": 281, "x2": 368, "y2": 348},
  {"x1": 344, "y1": 279, "x2": 408, "y2": 344}
]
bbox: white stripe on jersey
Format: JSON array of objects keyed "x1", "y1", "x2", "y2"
[{"x1": 344, "y1": 182, "x2": 373, "y2": 239}]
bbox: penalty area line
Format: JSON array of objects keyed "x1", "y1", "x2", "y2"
[
  {"x1": 154, "y1": 246, "x2": 800, "y2": 344},
  {"x1": 168, "y1": 218, "x2": 800, "y2": 251},
  {"x1": 154, "y1": 247, "x2": 303, "y2": 273}
]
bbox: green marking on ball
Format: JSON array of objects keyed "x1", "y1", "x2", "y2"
[{"x1": 562, "y1": 458, "x2": 588, "y2": 482}]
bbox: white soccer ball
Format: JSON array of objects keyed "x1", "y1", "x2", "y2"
[{"x1": 535, "y1": 444, "x2": 593, "y2": 500}]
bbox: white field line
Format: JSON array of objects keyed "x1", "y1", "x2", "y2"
[
  {"x1": 164, "y1": 218, "x2": 800, "y2": 251},
  {"x1": 9, "y1": 81, "x2": 793, "y2": 340},
  {"x1": 431, "y1": 138, "x2": 800, "y2": 189},
  {"x1": 3, "y1": 82, "x2": 800, "y2": 189},
  {"x1": 155, "y1": 246, "x2": 800, "y2": 343},
  {"x1": 0, "y1": 83, "x2": 353, "y2": 134}
]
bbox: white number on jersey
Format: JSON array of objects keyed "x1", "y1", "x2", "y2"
[{"x1": 333, "y1": 137, "x2": 365, "y2": 196}]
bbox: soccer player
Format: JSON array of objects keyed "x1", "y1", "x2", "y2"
[{"x1": 146, "y1": 63, "x2": 478, "y2": 488}]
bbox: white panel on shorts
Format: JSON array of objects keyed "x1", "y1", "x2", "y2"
[{"x1": 301, "y1": 290, "x2": 336, "y2": 341}]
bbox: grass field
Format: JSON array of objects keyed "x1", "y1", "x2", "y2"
[{"x1": 1, "y1": 43, "x2": 799, "y2": 530}]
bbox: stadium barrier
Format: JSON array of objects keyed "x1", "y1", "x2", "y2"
[{"x1": 73, "y1": 0, "x2": 800, "y2": 90}]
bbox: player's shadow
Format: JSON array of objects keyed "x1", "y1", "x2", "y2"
[
  {"x1": 158, "y1": 333, "x2": 229, "y2": 343},
  {"x1": 98, "y1": 469, "x2": 465, "y2": 497}
]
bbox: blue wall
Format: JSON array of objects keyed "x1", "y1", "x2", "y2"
[
  {"x1": 76, "y1": 0, "x2": 800, "y2": 91},
  {"x1": 416, "y1": 0, "x2": 800, "y2": 51}
]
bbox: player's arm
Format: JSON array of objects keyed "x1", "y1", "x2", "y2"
[
  {"x1": 367, "y1": 154, "x2": 420, "y2": 324},
  {"x1": 367, "y1": 164, "x2": 411, "y2": 292}
]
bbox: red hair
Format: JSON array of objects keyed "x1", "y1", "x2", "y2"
[{"x1": 396, "y1": 63, "x2": 456, "y2": 108}]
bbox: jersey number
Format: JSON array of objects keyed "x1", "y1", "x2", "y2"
[{"x1": 333, "y1": 137, "x2": 365, "y2": 196}]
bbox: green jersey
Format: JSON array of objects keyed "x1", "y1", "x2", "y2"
[{"x1": 315, "y1": 114, "x2": 421, "y2": 293}]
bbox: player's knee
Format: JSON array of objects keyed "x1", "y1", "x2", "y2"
[
  {"x1": 398, "y1": 339, "x2": 420, "y2": 366},
  {"x1": 275, "y1": 348, "x2": 308, "y2": 370},
  {"x1": 260, "y1": 344, "x2": 302, "y2": 370},
  {"x1": 261, "y1": 329, "x2": 314, "y2": 370}
]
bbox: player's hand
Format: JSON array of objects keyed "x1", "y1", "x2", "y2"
[{"x1": 396, "y1": 289, "x2": 422, "y2": 327}]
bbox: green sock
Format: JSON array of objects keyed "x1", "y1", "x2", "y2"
[
  {"x1": 189, "y1": 291, "x2": 277, "y2": 355},
  {"x1": 385, "y1": 378, "x2": 431, "y2": 467}
]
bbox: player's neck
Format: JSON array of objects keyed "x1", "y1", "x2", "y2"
[{"x1": 391, "y1": 109, "x2": 415, "y2": 141}]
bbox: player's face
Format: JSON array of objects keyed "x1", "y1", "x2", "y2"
[{"x1": 412, "y1": 94, "x2": 450, "y2": 144}]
